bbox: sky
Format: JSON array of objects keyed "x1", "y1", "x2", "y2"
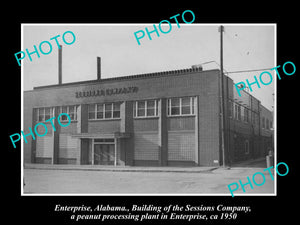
[{"x1": 22, "y1": 24, "x2": 275, "y2": 110}]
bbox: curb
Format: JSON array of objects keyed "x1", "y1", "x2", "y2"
[{"x1": 24, "y1": 164, "x2": 218, "y2": 173}]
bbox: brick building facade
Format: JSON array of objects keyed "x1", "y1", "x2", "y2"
[{"x1": 23, "y1": 67, "x2": 273, "y2": 167}]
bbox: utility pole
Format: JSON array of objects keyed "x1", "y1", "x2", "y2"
[{"x1": 219, "y1": 25, "x2": 226, "y2": 167}]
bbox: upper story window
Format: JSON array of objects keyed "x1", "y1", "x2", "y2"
[
  {"x1": 234, "y1": 104, "x2": 241, "y2": 121},
  {"x1": 105, "y1": 103, "x2": 113, "y2": 118},
  {"x1": 133, "y1": 99, "x2": 158, "y2": 118},
  {"x1": 37, "y1": 106, "x2": 78, "y2": 122},
  {"x1": 60, "y1": 105, "x2": 78, "y2": 121},
  {"x1": 262, "y1": 117, "x2": 265, "y2": 129},
  {"x1": 244, "y1": 108, "x2": 249, "y2": 123},
  {"x1": 167, "y1": 97, "x2": 196, "y2": 116},
  {"x1": 251, "y1": 111, "x2": 256, "y2": 125},
  {"x1": 169, "y1": 98, "x2": 180, "y2": 115},
  {"x1": 37, "y1": 107, "x2": 54, "y2": 122},
  {"x1": 88, "y1": 102, "x2": 121, "y2": 120},
  {"x1": 228, "y1": 100, "x2": 233, "y2": 118}
]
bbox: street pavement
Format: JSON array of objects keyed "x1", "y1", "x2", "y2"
[{"x1": 23, "y1": 158, "x2": 275, "y2": 195}]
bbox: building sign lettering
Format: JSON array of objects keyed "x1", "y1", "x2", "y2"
[{"x1": 75, "y1": 86, "x2": 138, "y2": 98}]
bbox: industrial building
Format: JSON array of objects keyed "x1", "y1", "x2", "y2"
[{"x1": 23, "y1": 55, "x2": 274, "y2": 167}]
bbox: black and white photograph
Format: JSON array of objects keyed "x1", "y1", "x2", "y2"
[
  {"x1": 21, "y1": 24, "x2": 276, "y2": 196},
  {"x1": 4, "y1": 5, "x2": 299, "y2": 225}
]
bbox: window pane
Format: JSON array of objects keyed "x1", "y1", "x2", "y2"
[
  {"x1": 171, "y1": 107, "x2": 180, "y2": 115},
  {"x1": 113, "y1": 103, "x2": 121, "y2": 118},
  {"x1": 96, "y1": 111, "x2": 103, "y2": 119},
  {"x1": 45, "y1": 107, "x2": 51, "y2": 120},
  {"x1": 62, "y1": 106, "x2": 68, "y2": 113},
  {"x1": 69, "y1": 105, "x2": 75, "y2": 113},
  {"x1": 97, "y1": 104, "x2": 104, "y2": 119},
  {"x1": 113, "y1": 111, "x2": 120, "y2": 118},
  {"x1": 60, "y1": 106, "x2": 68, "y2": 121},
  {"x1": 105, "y1": 103, "x2": 112, "y2": 118},
  {"x1": 147, "y1": 100, "x2": 155, "y2": 108},
  {"x1": 94, "y1": 138, "x2": 115, "y2": 143},
  {"x1": 181, "y1": 97, "x2": 191, "y2": 115},
  {"x1": 137, "y1": 101, "x2": 145, "y2": 109},
  {"x1": 88, "y1": 104, "x2": 95, "y2": 119},
  {"x1": 61, "y1": 115, "x2": 68, "y2": 121},
  {"x1": 137, "y1": 101, "x2": 145, "y2": 117},
  {"x1": 147, "y1": 108, "x2": 155, "y2": 116},
  {"x1": 181, "y1": 106, "x2": 190, "y2": 115},
  {"x1": 181, "y1": 97, "x2": 190, "y2": 106},
  {"x1": 69, "y1": 106, "x2": 75, "y2": 120},
  {"x1": 88, "y1": 104, "x2": 95, "y2": 112},
  {"x1": 97, "y1": 104, "x2": 103, "y2": 112},
  {"x1": 114, "y1": 102, "x2": 120, "y2": 111},
  {"x1": 171, "y1": 98, "x2": 180, "y2": 115},
  {"x1": 171, "y1": 98, "x2": 180, "y2": 107},
  {"x1": 88, "y1": 112, "x2": 95, "y2": 119},
  {"x1": 146, "y1": 100, "x2": 155, "y2": 116},
  {"x1": 137, "y1": 109, "x2": 145, "y2": 116},
  {"x1": 38, "y1": 108, "x2": 45, "y2": 121}
]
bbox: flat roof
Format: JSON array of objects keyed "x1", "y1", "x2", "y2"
[{"x1": 33, "y1": 67, "x2": 218, "y2": 90}]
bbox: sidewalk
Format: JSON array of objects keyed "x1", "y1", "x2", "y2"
[
  {"x1": 24, "y1": 157, "x2": 267, "y2": 173},
  {"x1": 230, "y1": 157, "x2": 267, "y2": 168},
  {"x1": 24, "y1": 163, "x2": 218, "y2": 173}
]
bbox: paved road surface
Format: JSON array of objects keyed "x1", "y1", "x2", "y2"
[{"x1": 23, "y1": 167, "x2": 275, "y2": 195}]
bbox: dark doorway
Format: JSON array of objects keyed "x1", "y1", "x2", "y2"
[
  {"x1": 94, "y1": 144, "x2": 115, "y2": 165},
  {"x1": 80, "y1": 139, "x2": 90, "y2": 165}
]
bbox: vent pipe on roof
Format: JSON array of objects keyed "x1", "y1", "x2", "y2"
[
  {"x1": 191, "y1": 64, "x2": 203, "y2": 71},
  {"x1": 97, "y1": 57, "x2": 101, "y2": 80},
  {"x1": 58, "y1": 45, "x2": 62, "y2": 85}
]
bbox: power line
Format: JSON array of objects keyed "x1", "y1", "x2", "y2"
[
  {"x1": 226, "y1": 68, "x2": 274, "y2": 74},
  {"x1": 199, "y1": 60, "x2": 272, "y2": 76}
]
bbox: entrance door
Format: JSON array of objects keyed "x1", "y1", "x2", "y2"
[{"x1": 94, "y1": 144, "x2": 115, "y2": 165}]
